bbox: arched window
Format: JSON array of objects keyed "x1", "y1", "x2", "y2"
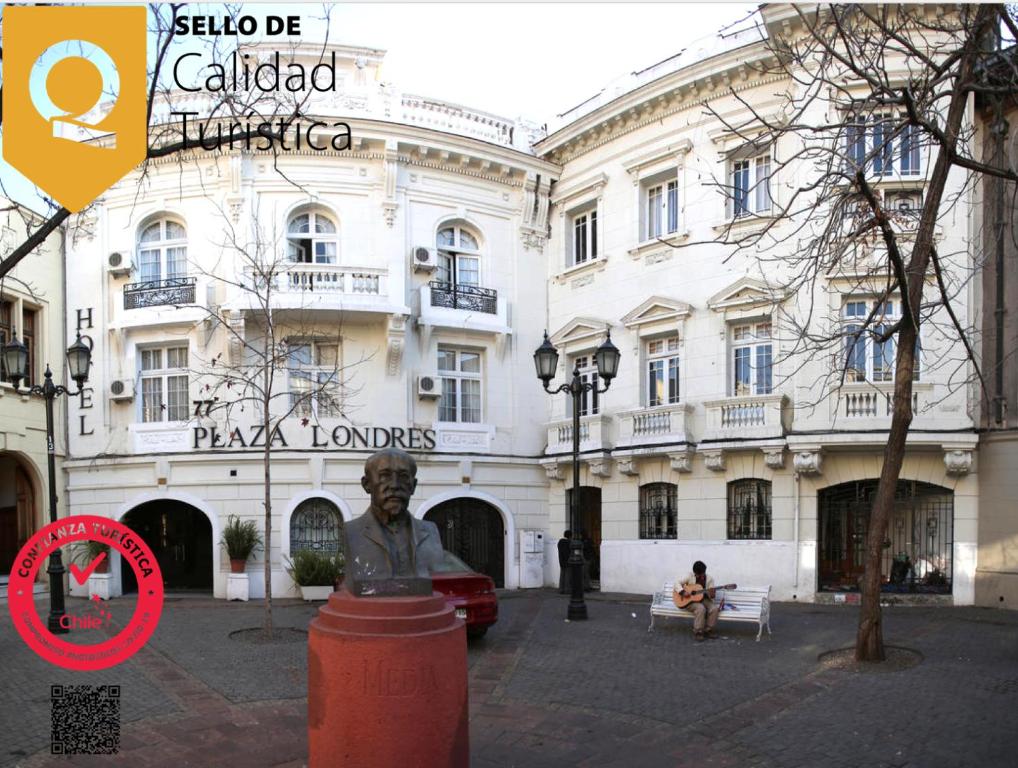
[
  {"x1": 290, "y1": 498, "x2": 344, "y2": 554},
  {"x1": 639, "y1": 483, "x2": 676, "y2": 539},
  {"x1": 287, "y1": 208, "x2": 337, "y2": 264},
  {"x1": 436, "y1": 224, "x2": 480, "y2": 289},
  {"x1": 138, "y1": 217, "x2": 187, "y2": 283},
  {"x1": 727, "y1": 479, "x2": 772, "y2": 540}
]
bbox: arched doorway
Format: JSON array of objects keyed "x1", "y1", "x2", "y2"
[
  {"x1": 0, "y1": 455, "x2": 37, "y2": 577},
  {"x1": 424, "y1": 498, "x2": 505, "y2": 587},
  {"x1": 121, "y1": 500, "x2": 213, "y2": 593},
  {"x1": 818, "y1": 479, "x2": 954, "y2": 594}
]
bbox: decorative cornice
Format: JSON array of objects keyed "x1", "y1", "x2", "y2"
[
  {"x1": 398, "y1": 153, "x2": 524, "y2": 187},
  {"x1": 544, "y1": 72, "x2": 787, "y2": 166}
]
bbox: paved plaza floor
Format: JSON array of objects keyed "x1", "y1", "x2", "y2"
[{"x1": 3, "y1": 589, "x2": 1017, "y2": 767}]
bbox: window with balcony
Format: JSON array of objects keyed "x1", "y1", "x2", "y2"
[
  {"x1": 727, "y1": 479, "x2": 772, "y2": 540},
  {"x1": 432, "y1": 224, "x2": 496, "y2": 314},
  {"x1": 139, "y1": 345, "x2": 189, "y2": 423},
  {"x1": 727, "y1": 150, "x2": 771, "y2": 219},
  {"x1": 842, "y1": 299, "x2": 919, "y2": 383},
  {"x1": 438, "y1": 347, "x2": 482, "y2": 423},
  {"x1": 570, "y1": 205, "x2": 598, "y2": 266},
  {"x1": 732, "y1": 322, "x2": 772, "y2": 396},
  {"x1": 647, "y1": 336, "x2": 680, "y2": 406},
  {"x1": 287, "y1": 339, "x2": 342, "y2": 418},
  {"x1": 287, "y1": 209, "x2": 338, "y2": 264},
  {"x1": 640, "y1": 170, "x2": 680, "y2": 241},
  {"x1": 845, "y1": 113, "x2": 923, "y2": 176},
  {"x1": 138, "y1": 218, "x2": 187, "y2": 282},
  {"x1": 640, "y1": 482, "x2": 677, "y2": 540},
  {"x1": 0, "y1": 300, "x2": 37, "y2": 386},
  {"x1": 126, "y1": 218, "x2": 195, "y2": 309}
]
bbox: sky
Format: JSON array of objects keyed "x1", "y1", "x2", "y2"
[{"x1": 0, "y1": 2, "x2": 760, "y2": 211}]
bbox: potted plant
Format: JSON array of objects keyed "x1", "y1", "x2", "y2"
[
  {"x1": 72, "y1": 541, "x2": 111, "y2": 600},
  {"x1": 221, "y1": 515, "x2": 263, "y2": 574},
  {"x1": 286, "y1": 550, "x2": 344, "y2": 601}
]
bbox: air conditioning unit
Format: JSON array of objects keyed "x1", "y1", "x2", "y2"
[
  {"x1": 109, "y1": 379, "x2": 135, "y2": 401},
  {"x1": 411, "y1": 246, "x2": 438, "y2": 273},
  {"x1": 417, "y1": 374, "x2": 441, "y2": 399},
  {"x1": 106, "y1": 251, "x2": 133, "y2": 276}
]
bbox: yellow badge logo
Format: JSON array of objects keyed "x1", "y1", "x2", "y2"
[{"x1": 3, "y1": 6, "x2": 146, "y2": 213}]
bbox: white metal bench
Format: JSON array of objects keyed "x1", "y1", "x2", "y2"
[{"x1": 648, "y1": 583, "x2": 772, "y2": 641}]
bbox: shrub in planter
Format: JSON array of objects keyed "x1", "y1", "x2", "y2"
[
  {"x1": 221, "y1": 516, "x2": 263, "y2": 573},
  {"x1": 285, "y1": 550, "x2": 344, "y2": 600},
  {"x1": 72, "y1": 540, "x2": 110, "y2": 573}
]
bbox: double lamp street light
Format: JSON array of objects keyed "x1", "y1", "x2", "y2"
[
  {"x1": 3, "y1": 330, "x2": 92, "y2": 634},
  {"x1": 534, "y1": 330, "x2": 620, "y2": 621}
]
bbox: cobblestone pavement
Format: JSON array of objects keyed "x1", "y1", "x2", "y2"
[{"x1": 3, "y1": 590, "x2": 1017, "y2": 767}]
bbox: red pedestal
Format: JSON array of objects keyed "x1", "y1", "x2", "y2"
[{"x1": 308, "y1": 589, "x2": 469, "y2": 768}]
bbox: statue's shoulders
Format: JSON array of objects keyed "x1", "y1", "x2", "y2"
[{"x1": 344, "y1": 512, "x2": 374, "y2": 536}]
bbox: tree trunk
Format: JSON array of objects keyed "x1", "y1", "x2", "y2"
[
  {"x1": 263, "y1": 417, "x2": 273, "y2": 637},
  {"x1": 854, "y1": 5, "x2": 993, "y2": 661},
  {"x1": 855, "y1": 324, "x2": 916, "y2": 661}
]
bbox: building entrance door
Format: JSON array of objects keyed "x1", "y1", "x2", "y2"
[
  {"x1": 566, "y1": 486, "x2": 602, "y2": 584},
  {"x1": 0, "y1": 457, "x2": 36, "y2": 576},
  {"x1": 424, "y1": 498, "x2": 505, "y2": 587},
  {"x1": 121, "y1": 501, "x2": 213, "y2": 592}
]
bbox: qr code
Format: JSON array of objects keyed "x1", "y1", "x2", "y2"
[{"x1": 51, "y1": 685, "x2": 120, "y2": 755}]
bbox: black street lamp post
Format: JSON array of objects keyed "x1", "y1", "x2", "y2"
[
  {"x1": 534, "y1": 330, "x2": 620, "y2": 621},
  {"x1": 3, "y1": 331, "x2": 92, "y2": 634}
]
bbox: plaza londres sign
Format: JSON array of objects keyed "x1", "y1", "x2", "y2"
[{"x1": 191, "y1": 423, "x2": 437, "y2": 451}]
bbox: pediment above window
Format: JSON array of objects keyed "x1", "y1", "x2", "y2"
[
  {"x1": 707, "y1": 276, "x2": 782, "y2": 313},
  {"x1": 620, "y1": 296, "x2": 692, "y2": 334},
  {"x1": 623, "y1": 139, "x2": 693, "y2": 180},
  {"x1": 549, "y1": 316, "x2": 610, "y2": 351},
  {"x1": 550, "y1": 172, "x2": 609, "y2": 207}
]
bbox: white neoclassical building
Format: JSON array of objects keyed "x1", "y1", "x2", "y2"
[
  {"x1": 61, "y1": 16, "x2": 991, "y2": 605},
  {"x1": 63, "y1": 44, "x2": 557, "y2": 599}
]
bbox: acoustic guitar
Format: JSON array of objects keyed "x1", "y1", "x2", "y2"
[{"x1": 672, "y1": 583, "x2": 737, "y2": 609}]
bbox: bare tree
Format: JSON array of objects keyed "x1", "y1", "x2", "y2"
[
  {"x1": 185, "y1": 199, "x2": 367, "y2": 636},
  {"x1": 682, "y1": 4, "x2": 1018, "y2": 660}
]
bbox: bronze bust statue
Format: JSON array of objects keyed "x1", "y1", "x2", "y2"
[{"x1": 342, "y1": 448, "x2": 444, "y2": 596}]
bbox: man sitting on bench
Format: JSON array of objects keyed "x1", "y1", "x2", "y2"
[{"x1": 674, "y1": 560, "x2": 719, "y2": 642}]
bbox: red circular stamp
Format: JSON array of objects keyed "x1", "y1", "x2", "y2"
[{"x1": 7, "y1": 514, "x2": 164, "y2": 671}]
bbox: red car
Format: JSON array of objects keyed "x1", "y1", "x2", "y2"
[{"x1": 431, "y1": 551, "x2": 498, "y2": 638}]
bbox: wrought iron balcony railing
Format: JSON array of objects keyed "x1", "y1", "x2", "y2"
[
  {"x1": 429, "y1": 280, "x2": 497, "y2": 314},
  {"x1": 124, "y1": 277, "x2": 197, "y2": 309}
]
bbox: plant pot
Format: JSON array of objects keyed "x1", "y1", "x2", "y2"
[
  {"x1": 227, "y1": 573, "x2": 250, "y2": 601},
  {"x1": 88, "y1": 572, "x2": 112, "y2": 601},
  {"x1": 300, "y1": 585, "x2": 334, "y2": 601},
  {"x1": 230, "y1": 558, "x2": 247, "y2": 574}
]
